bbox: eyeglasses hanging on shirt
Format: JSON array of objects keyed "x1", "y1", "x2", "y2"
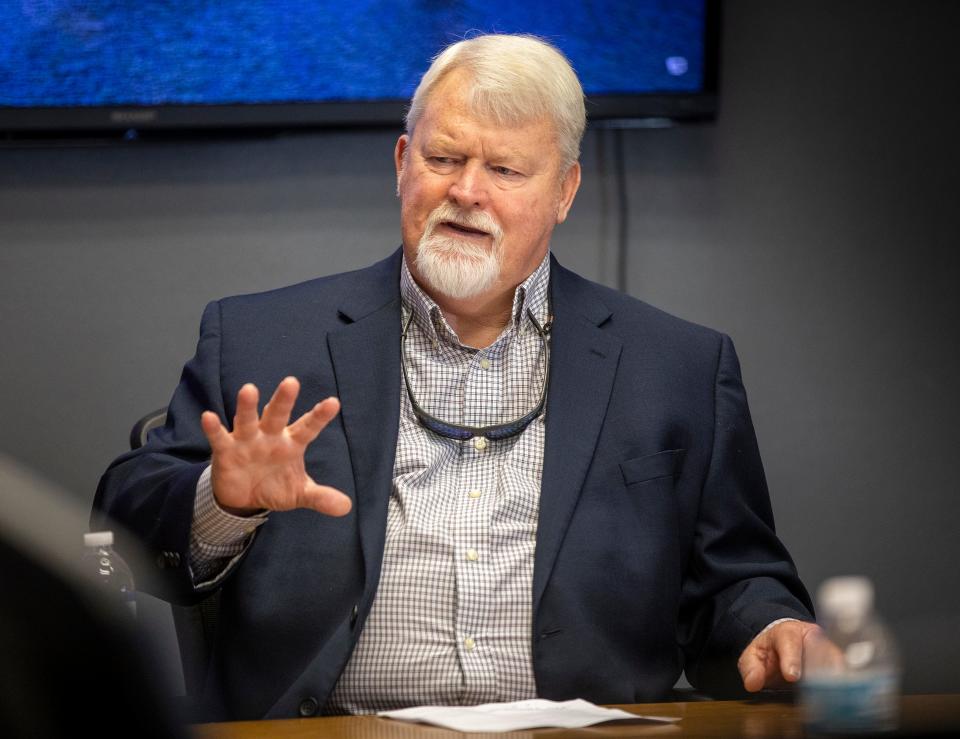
[{"x1": 400, "y1": 307, "x2": 551, "y2": 442}]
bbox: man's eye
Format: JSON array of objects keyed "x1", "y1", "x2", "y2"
[
  {"x1": 430, "y1": 156, "x2": 456, "y2": 165},
  {"x1": 492, "y1": 166, "x2": 520, "y2": 177}
]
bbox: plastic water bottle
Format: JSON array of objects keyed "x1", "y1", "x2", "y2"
[
  {"x1": 801, "y1": 576, "x2": 900, "y2": 734},
  {"x1": 82, "y1": 530, "x2": 137, "y2": 619}
]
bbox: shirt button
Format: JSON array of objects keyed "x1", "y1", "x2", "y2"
[
  {"x1": 473, "y1": 436, "x2": 487, "y2": 451},
  {"x1": 464, "y1": 637, "x2": 476, "y2": 651},
  {"x1": 480, "y1": 358, "x2": 491, "y2": 369},
  {"x1": 468, "y1": 489, "x2": 482, "y2": 499},
  {"x1": 465, "y1": 548, "x2": 479, "y2": 561}
]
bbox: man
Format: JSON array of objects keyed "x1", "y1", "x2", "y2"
[{"x1": 94, "y1": 34, "x2": 816, "y2": 722}]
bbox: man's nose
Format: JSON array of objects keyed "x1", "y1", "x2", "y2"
[{"x1": 448, "y1": 162, "x2": 488, "y2": 209}]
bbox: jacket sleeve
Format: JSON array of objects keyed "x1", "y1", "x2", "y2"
[
  {"x1": 679, "y1": 333, "x2": 814, "y2": 696},
  {"x1": 92, "y1": 301, "x2": 229, "y2": 605}
]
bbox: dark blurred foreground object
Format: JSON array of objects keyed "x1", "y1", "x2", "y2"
[{"x1": 0, "y1": 454, "x2": 187, "y2": 738}]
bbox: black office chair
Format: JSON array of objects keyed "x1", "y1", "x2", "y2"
[
  {"x1": 131, "y1": 407, "x2": 219, "y2": 704},
  {"x1": 130, "y1": 407, "x2": 168, "y2": 449}
]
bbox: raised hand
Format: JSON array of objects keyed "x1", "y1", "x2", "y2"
[{"x1": 200, "y1": 376, "x2": 352, "y2": 517}]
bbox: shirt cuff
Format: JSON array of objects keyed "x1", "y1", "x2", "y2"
[
  {"x1": 188, "y1": 466, "x2": 269, "y2": 588},
  {"x1": 759, "y1": 617, "x2": 802, "y2": 636},
  {"x1": 193, "y1": 465, "x2": 269, "y2": 547}
]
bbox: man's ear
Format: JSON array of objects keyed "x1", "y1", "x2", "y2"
[
  {"x1": 394, "y1": 135, "x2": 410, "y2": 196},
  {"x1": 556, "y1": 161, "x2": 581, "y2": 224}
]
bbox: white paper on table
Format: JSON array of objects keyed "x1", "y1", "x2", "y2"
[{"x1": 377, "y1": 698, "x2": 680, "y2": 733}]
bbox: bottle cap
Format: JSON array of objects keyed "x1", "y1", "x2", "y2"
[
  {"x1": 83, "y1": 531, "x2": 114, "y2": 547},
  {"x1": 817, "y1": 575, "x2": 874, "y2": 618}
]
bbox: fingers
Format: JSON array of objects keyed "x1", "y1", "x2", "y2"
[
  {"x1": 201, "y1": 410, "x2": 230, "y2": 451},
  {"x1": 230, "y1": 378, "x2": 327, "y2": 439},
  {"x1": 743, "y1": 668, "x2": 765, "y2": 693},
  {"x1": 772, "y1": 626, "x2": 805, "y2": 684},
  {"x1": 233, "y1": 383, "x2": 260, "y2": 439},
  {"x1": 288, "y1": 397, "x2": 341, "y2": 445},
  {"x1": 298, "y1": 479, "x2": 353, "y2": 517},
  {"x1": 739, "y1": 621, "x2": 819, "y2": 693},
  {"x1": 261, "y1": 377, "x2": 300, "y2": 434},
  {"x1": 739, "y1": 649, "x2": 769, "y2": 693}
]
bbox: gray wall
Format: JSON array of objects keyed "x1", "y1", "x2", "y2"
[{"x1": 2, "y1": 1, "x2": 957, "y2": 693}]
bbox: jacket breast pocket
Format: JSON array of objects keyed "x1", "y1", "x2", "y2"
[{"x1": 619, "y1": 449, "x2": 686, "y2": 487}]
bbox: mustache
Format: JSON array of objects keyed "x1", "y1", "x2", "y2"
[{"x1": 423, "y1": 202, "x2": 503, "y2": 242}]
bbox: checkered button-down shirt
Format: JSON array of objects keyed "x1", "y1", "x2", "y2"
[
  {"x1": 328, "y1": 256, "x2": 550, "y2": 712},
  {"x1": 189, "y1": 254, "x2": 550, "y2": 712}
]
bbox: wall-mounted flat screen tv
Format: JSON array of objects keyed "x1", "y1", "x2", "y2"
[{"x1": 0, "y1": 0, "x2": 719, "y2": 134}]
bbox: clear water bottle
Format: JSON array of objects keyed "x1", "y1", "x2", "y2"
[
  {"x1": 82, "y1": 530, "x2": 137, "y2": 619},
  {"x1": 801, "y1": 576, "x2": 900, "y2": 734}
]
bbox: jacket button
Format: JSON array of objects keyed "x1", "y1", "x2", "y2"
[
  {"x1": 298, "y1": 697, "x2": 319, "y2": 717},
  {"x1": 350, "y1": 604, "x2": 359, "y2": 629}
]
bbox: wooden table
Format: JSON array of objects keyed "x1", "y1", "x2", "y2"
[{"x1": 192, "y1": 694, "x2": 960, "y2": 738}]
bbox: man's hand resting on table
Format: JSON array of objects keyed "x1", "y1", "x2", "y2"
[
  {"x1": 200, "y1": 376, "x2": 353, "y2": 518},
  {"x1": 738, "y1": 620, "x2": 829, "y2": 692}
]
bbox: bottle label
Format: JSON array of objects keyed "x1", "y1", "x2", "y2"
[{"x1": 802, "y1": 671, "x2": 899, "y2": 733}]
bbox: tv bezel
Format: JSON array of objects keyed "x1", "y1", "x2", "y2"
[{"x1": 0, "y1": 1, "x2": 720, "y2": 136}]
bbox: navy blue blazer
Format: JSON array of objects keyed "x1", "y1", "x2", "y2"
[{"x1": 94, "y1": 250, "x2": 812, "y2": 721}]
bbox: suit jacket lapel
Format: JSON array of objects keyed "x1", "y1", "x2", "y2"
[
  {"x1": 533, "y1": 260, "x2": 623, "y2": 611},
  {"x1": 327, "y1": 251, "x2": 403, "y2": 592}
]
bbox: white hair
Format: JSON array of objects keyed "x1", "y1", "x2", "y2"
[{"x1": 405, "y1": 34, "x2": 586, "y2": 171}]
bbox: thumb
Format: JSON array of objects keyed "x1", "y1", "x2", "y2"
[{"x1": 298, "y1": 480, "x2": 353, "y2": 517}]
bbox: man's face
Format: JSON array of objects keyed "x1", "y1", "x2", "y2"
[{"x1": 395, "y1": 69, "x2": 580, "y2": 303}]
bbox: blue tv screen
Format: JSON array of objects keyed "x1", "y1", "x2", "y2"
[{"x1": 0, "y1": 0, "x2": 718, "y2": 133}]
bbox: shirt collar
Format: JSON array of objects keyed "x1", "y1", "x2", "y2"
[{"x1": 400, "y1": 252, "x2": 551, "y2": 348}]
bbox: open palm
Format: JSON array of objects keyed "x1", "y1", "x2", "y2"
[{"x1": 200, "y1": 377, "x2": 352, "y2": 517}]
